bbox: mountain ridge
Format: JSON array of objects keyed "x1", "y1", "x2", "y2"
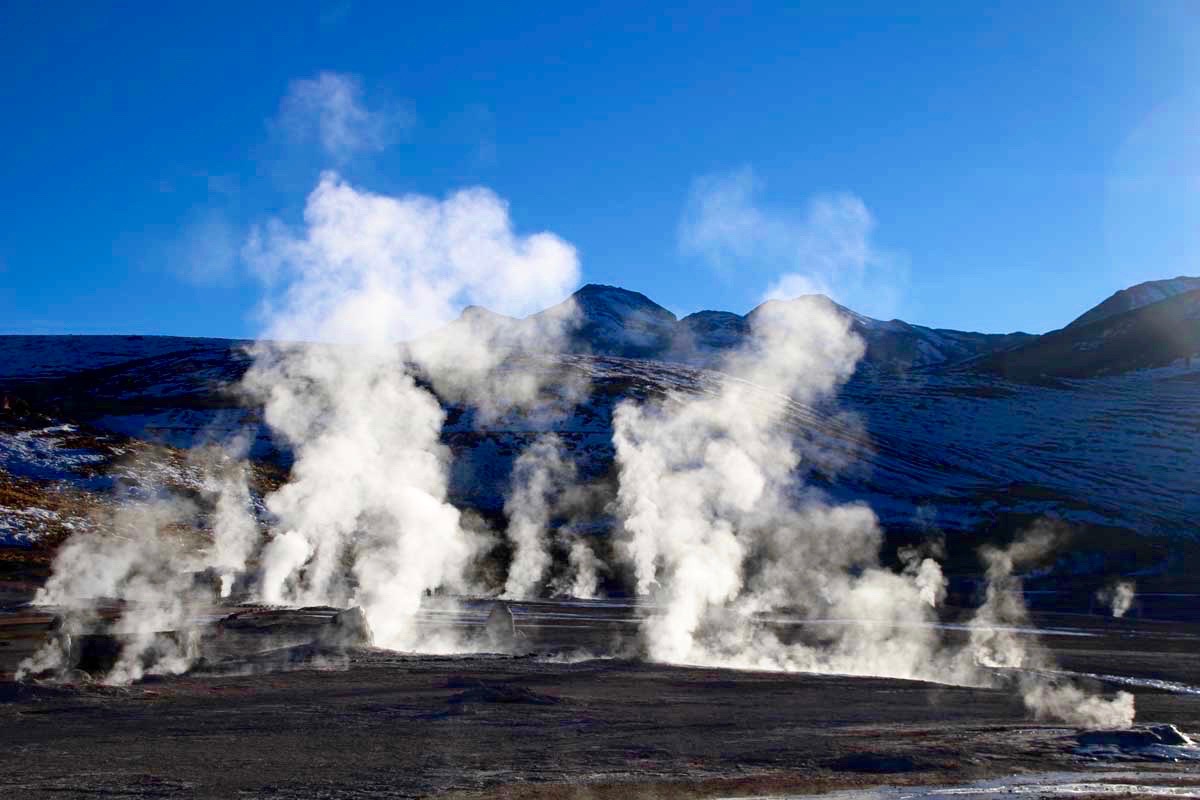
[
  {"x1": 472, "y1": 283, "x2": 1041, "y2": 372},
  {"x1": 975, "y1": 286, "x2": 1200, "y2": 380},
  {"x1": 1067, "y1": 276, "x2": 1200, "y2": 329},
  {"x1": 2, "y1": 275, "x2": 1197, "y2": 570},
  {"x1": 2, "y1": 275, "x2": 1197, "y2": 384}
]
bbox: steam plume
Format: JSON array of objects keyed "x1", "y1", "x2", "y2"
[
  {"x1": 559, "y1": 535, "x2": 604, "y2": 600},
  {"x1": 19, "y1": 484, "x2": 218, "y2": 683},
  {"x1": 1096, "y1": 580, "x2": 1136, "y2": 618},
  {"x1": 502, "y1": 434, "x2": 574, "y2": 599},
  {"x1": 20, "y1": 170, "x2": 581, "y2": 682},
  {"x1": 966, "y1": 525, "x2": 1135, "y2": 728},
  {"x1": 500, "y1": 434, "x2": 606, "y2": 600},
  {"x1": 242, "y1": 171, "x2": 580, "y2": 649},
  {"x1": 967, "y1": 526, "x2": 1060, "y2": 670},
  {"x1": 194, "y1": 441, "x2": 260, "y2": 598},
  {"x1": 612, "y1": 295, "x2": 924, "y2": 670},
  {"x1": 611, "y1": 295, "x2": 1135, "y2": 728}
]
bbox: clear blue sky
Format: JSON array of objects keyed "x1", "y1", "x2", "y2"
[{"x1": 2, "y1": 1, "x2": 1198, "y2": 337}]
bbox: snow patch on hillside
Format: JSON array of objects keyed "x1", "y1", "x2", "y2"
[
  {"x1": 0, "y1": 335, "x2": 246, "y2": 383},
  {"x1": 0, "y1": 425, "x2": 107, "y2": 481},
  {"x1": 1068, "y1": 276, "x2": 1200, "y2": 329},
  {"x1": 0, "y1": 505, "x2": 76, "y2": 547}
]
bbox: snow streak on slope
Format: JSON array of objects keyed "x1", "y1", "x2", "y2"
[
  {"x1": 4, "y1": 341, "x2": 1196, "y2": 545},
  {"x1": 1068, "y1": 276, "x2": 1200, "y2": 329},
  {"x1": 841, "y1": 364, "x2": 1200, "y2": 537},
  {"x1": 0, "y1": 424, "x2": 107, "y2": 482}
]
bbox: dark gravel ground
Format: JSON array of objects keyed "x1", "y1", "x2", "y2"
[{"x1": 2, "y1": 599, "x2": 1199, "y2": 799}]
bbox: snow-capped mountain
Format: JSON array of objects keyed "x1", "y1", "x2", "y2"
[
  {"x1": 976, "y1": 286, "x2": 1200, "y2": 380},
  {"x1": 548, "y1": 284, "x2": 680, "y2": 358},
  {"x1": 2, "y1": 277, "x2": 1198, "y2": 577},
  {"x1": 500, "y1": 283, "x2": 1035, "y2": 371},
  {"x1": 1067, "y1": 276, "x2": 1200, "y2": 329},
  {"x1": 744, "y1": 295, "x2": 1035, "y2": 371}
]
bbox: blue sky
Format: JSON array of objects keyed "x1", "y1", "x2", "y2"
[{"x1": 1, "y1": 1, "x2": 1198, "y2": 337}]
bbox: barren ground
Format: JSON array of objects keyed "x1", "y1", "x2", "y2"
[{"x1": 2, "y1": 596, "x2": 1199, "y2": 799}]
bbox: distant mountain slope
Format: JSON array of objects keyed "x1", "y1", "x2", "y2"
[
  {"x1": 548, "y1": 284, "x2": 679, "y2": 358},
  {"x1": 3, "y1": 275, "x2": 1199, "y2": 577},
  {"x1": 975, "y1": 288, "x2": 1200, "y2": 380},
  {"x1": 3, "y1": 342, "x2": 1197, "y2": 562},
  {"x1": 1067, "y1": 276, "x2": 1200, "y2": 329},
  {"x1": 518, "y1": 284, "x2": 1031, "y2": 371},
  {"x1": 744, "y1": 296, "x2": 1034, "y2": 371},
  {"x1": 2, "y1": 278, "x2": 1194, "y2": 388},
  {"x1": 0, "y1": 335, "x2": 245, "y2": 384},
  {"x1": 677, "y1": 310, "x2": 749, "y2": 351}
]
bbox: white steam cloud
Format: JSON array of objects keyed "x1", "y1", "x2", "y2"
[
  {"x1": 679, "y1": 167, "x2": 904, "y2": 319},
  {"x1": 609, "y1": 186, "x2": 1134, "y2": 728},
  {"x1": 500, "y1": 434, "x2": 605, "y2": 600},
  {"x1": 18, "y1": 448, "x2": 258, "y2": 684},
  {"x1": 612, "y1": 295, "x2": 942, "y2": 675},
  {"x1": 612, "y1": 304, "x2": 1135, "y2": 727},
  {"x1": 559, "y1": 536, "x2": 604, "y2": 600},
  {"x1": 21, "y1": 170, "x2": 583, "y2": 679},
  {"x1": 19, "y1": 150, "x2": 1139, "y2": 735},
  {"x1": 1096, "y1": 580, "x2": 1136, "y2": 618},
  {"x1": 198, "y1": 441, "x2": 260, "y2": 597},
  {"x1": 969, "y1": 525, "x2": 1135, "y2": 728},
  {"x1": 276, "y1": 72, "x2": 409, "y2": 162},
  {"x1": 241, "y1": 171, "x2": 581, "y2": 649},
  {"x1": 502, "y1": 434, "x2": 574, "y2": 599}
]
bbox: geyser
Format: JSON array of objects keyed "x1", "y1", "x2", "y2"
[
  {"x1": 19, "y1": 171, "x2": 584, "y2": 679},
  {"x1": 241, "y1": 171, "x2": 582, "y2": 650},
  {"x1": 610, "y1": 294, "x2": 1135, "y2": 729}
]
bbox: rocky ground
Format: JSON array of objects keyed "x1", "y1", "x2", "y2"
[{"x1": 2, "y1": 598, "x2": 1199, "y2": 799}]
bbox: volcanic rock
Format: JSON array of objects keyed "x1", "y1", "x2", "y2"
[
  {"x1": 480, "y1": 601, "x2": 518, "y2": 653},
  {"x1": 319, "y1": 606, "x2": 373, "y2": 649}
]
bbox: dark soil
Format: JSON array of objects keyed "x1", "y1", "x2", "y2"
[{"x1": 1, "y1": 600, "x2": 1199, "y2": 799}]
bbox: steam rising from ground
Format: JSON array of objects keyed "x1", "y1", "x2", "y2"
[
  {"x1": 21, "y1": 171, "x2": 583, "y2": 678},
  {"x1": 611, "y1": 296, "x2": 1134, "y2": 729},
  {"x1": 612, "y1": 297, "x2": 940, "y2": 675},
  {"x1": 500, "y1": 434, "x2": 605, "y2": 601},
  {"x1": 200, "y1": 441, "x2": 260, "y2": 598},
  {"x1": 502, "y1": 434, "x2": 574, "y2": 599},
  {"x1": 18, "y1": 447, "x2": 257, "y2": 683},
  {"x1": 13, "y1": 172, "x2": 1139, "y2": 727},
  {"x1": 1097, "y1": 580, "x2": 1137, "y2": 618},
  {"x1": 971, "y1": 524, "x2": 1135, "y2": 728},
  {"x1": 558, "y1": 535, "x2": 604, "y2": 600},
  {"x1": 242, "y1": 172, "x2": 581, "y2": 649}
]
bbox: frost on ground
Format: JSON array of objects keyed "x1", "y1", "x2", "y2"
[
  {"x1": 0, "y1": 425, "x2": 107, "y2": 483},
  {"x1": 0, "y1": 468, "x2": 102, "y2": 549},
  {"x1": 0, "y1": 415, "x2": 280, "y2": 556}
]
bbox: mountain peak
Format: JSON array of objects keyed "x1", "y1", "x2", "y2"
[
  {"x1": 523, "y1": 283, "x2": 678, "y2": 358},
  {"x1": 458, "y1": 305, "x2": 513, "y2": 322},
  {"x1": 436, "y1": 277, "x2": 1191, "y2": 375},
  {"x1": 745, "y1": 293, "x2": 865, "y2": 325},
  {"x1": 1068, "y1": 276, "x2": 1200, "y2": 330},
  {"x1": 572, "y1": 284, "x2": 675, "y2": 317}
]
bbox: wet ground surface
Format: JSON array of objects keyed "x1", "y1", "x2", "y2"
[{"x1": 2, "y1": 598, "x2": 1199, "y2": 799}]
